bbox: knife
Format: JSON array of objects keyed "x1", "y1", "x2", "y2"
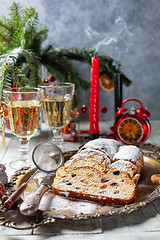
[
  {"x1": 4, "y1": 169, "x2": 39, "y2": 209},
  {"x1": 20, "y1": 172, "x2": 56, "y2": 216}
]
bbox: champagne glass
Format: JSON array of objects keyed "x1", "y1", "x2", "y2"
[
  {"x1": 40, "y1": 83, "x2": 75, "y2": 148},
  {"x1": 3, "y1": 87, "x2": 43, "y2": 169}
]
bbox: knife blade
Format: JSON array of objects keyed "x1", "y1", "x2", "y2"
[{"x1": 20, "y1": 172, "x2": 56, "y2": 216}]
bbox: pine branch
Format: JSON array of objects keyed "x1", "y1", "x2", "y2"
[
  {"x1": 0, "y1": 47, "x2": 41, "y2": 104},
  {"x1": 0, "y1": 19, "x2": 12, "y2": 31},
  {"x1": 21, "y1": 7, "x2": 36, "y2": 27},
  {"x1": 46, "y1": 47, "x2": 131, "y2": 86},
  {"x1": 9, "y1": 2, "x2": 22, "y2": 19},
  {"x1": 58, "y1": 48, "x2": 93, "y2": 63},
  {"x1": 41, "y1": 49, "x2": 90, "y2": 87},
  {"x1": 0, "y1": 33, "x2": 11, "y2": 43},
  {"x1": 0, "y1": 2, "x2": 132, "y2": 108}
]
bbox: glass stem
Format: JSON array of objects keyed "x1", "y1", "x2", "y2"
[
  {"x1": 19, "y1": 138, "x2": 30, "y2": 162},
  {"x1": 52, "y1": 128, "x2": 63, "y2": 146}
]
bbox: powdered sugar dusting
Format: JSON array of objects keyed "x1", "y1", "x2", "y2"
[
  {"x1": 53, "y1": 139, "x2": 144, "y2": 205},
  {"x1": 113, "y1": 145, "x2": 142, "y2": 162},
  {"x1": 110, "y1": 160, "x2": 138, "y2": 178},
  {"x1": 35, "y1": 153, "x2": 61, "y2": 172},
  {"x1": 82, "y1": 138, "x2": 121, "y2": 160},
  {"x1": 39, "y1": 193, "x2": 97, "y2": 214},
  {"x1": 65, "y1": 147, "x2": 111, "y2": 168}
]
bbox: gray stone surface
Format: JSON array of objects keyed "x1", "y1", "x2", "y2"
[{"x1": 1, "y1": 0, "x2": 160, "y2": 120}]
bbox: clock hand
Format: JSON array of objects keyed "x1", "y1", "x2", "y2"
[
  {"x1": 127, "y1": 129, "x2": 135, "y2": 138},
  {"x1": 130, "y1": 131, "x2": 135, "y2": 138}
]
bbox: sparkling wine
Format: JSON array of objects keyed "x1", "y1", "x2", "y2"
[
  {"x1": 7, "y1": 100, "x2": 41, "y2": 138},
  {"x1": 42, "y1": 98, "x2": 72, "y2": 128}
]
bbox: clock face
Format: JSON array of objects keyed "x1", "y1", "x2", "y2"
[{"x1": 118, "y1": 117, "x2": 143, "y2": 144}]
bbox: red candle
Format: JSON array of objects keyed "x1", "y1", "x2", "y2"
[{"x1": 89, "y1": 56, "x2": 100, "y2": 139}]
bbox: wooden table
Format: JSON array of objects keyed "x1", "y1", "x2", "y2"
[{"x1": 0, "y1": 120, "x2": 160, "y2": 239}]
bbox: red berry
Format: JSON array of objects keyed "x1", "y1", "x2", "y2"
[
  {"x1": 101, "y1": 105, "x2": 107, "y2": 114},
  {"x1": 48, "y1": 75, "x2": 55, "y2": 83},
  {"x1": 80, "y1": 105, "x2": 87, "y2": 113}
]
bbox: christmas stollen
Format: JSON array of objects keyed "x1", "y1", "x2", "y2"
[
  {"x1": 52, "y1": 138, "x2": 144, "y2": 205},
  {"x1": 53, "y1": 166, "x2": 136, "y2": 205}
]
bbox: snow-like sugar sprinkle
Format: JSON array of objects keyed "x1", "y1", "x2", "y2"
[
  {"x1": 50, "y1": 195, "x2": 97, "y2": 214},
  {"x1": 113, "y1": 145, "x2": 142, "y2": 162},
  {"x1": 82, "y1": 138, "x2": 121, "y2": 160},
  {"x1": 35, "y1": 153, "x2": 60, "y2": 171}
]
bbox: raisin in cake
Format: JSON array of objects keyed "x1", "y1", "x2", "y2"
[
  {"x1": 53, "y1": 166, "x2": 136, "y2": 205},
  {"x1": 52, "y1": 138, "x2": 144, "y2": 205},
  {"x1": 109, "y1": 160, "x2": 140, "y2": 184},
  {"x1": 102, "y1": 169, "x2": 132, "y2": 182}
]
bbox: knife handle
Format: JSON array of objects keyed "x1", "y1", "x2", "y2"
[
  {"x1": 20, "y1": 184, "x2": 48, "y2": 216},
  {"x1": 4, "y1": 182, "x2": 28, "y2": 209}
]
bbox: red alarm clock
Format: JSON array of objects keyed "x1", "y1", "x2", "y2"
[{"x1": 114, "y1": 98, "x2": 151, "y2": 144}]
